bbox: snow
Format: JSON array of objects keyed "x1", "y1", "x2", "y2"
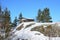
[{"x1": 11, "y1": 22, "x2": 60, "y2": 40}]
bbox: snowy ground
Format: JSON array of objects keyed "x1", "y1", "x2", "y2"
[{"x1": 10, "y1": 22, "x2": 60, "y2": 40}]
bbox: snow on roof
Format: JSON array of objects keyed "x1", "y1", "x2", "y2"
[{"x1": 21, "y1": 18, "x2": 34, "y2": 20}]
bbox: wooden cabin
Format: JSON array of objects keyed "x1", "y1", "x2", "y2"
[{"x1": 20, "y1": 18, "x2": 34, "y2": 23}]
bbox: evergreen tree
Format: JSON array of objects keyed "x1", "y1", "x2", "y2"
[
  {"x1": 36, "y1": 8, "x2": 52, "y2": 22},
  {"x1": 19, "y1": 12, "x2": 23, "y2": 19},
  {"x1": 0, "y1": 5, "x2": 2, "y2": 12},
  {"x1": 4, "y1": 8, "x2": 11, "y2": 38},
  {"x1": 43, "y1": 8, "x2": 52, "y2": 22},
  {"x1": 36, "y1": 9, "x2": 42, "y2": 22},
  {"x1": 18, "y1": 12, "x2": 23, "y2": 23},
  {"x1": 0, "y1": 5, "x2": 4, "y2": 40},
  {"x1": 13, "y1": 17, "x2": 17, "y2": 27},
  {"x1": 0, "y1": 5, "x2": 3, "y2": 15}
]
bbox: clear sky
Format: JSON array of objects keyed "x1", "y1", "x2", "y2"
[{"x1": 0, "y1": 0, "x2": 60, "y2": 22}]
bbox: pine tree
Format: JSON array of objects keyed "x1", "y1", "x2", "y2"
[
  {"x1": 13, "y1": 17, "x2": 17, "y2": 27},
  {"x1": 18, "y1": 12, "x2": 23, "y2": 23},
  {"x1": 36, "y1": 9, "x2": 42, "y2": 22},
  {"x1": 36, "y1": 8, "x2": 52, "y2": 22},
  {"x1": 0, "y1": 5, "x2": 2, "y2": 13},
  {"x1": 0, "y1": 5, "x2": 4, "y2": 40},
  {"x1": 4, "y1": 8, "x2": 11, "y2": 38},
  {"x1": 43, "y1": 8, "x2": 52, "y2": 22}
]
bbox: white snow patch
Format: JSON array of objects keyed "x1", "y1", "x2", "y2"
[{"x1": 11, "y1": 22, "x2": 60, "y2": 40}]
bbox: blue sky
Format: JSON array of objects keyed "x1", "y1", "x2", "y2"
[{"x1": 0, "y1": 0, "x2": 60, "y2": 22}]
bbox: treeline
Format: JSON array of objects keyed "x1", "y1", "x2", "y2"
[{"x1": 0, "y1": 5, "x2": 53, "y2": 28}]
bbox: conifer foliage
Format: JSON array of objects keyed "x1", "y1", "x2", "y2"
[
  {"x1": 4, "y1": 8, "x2": 11, "y2": 38},
  {"x1": 18, "y1": 12, "x2": 23, "y2": 23},
  {"x1": 0, "y1": 6, "x2": 11, "y2": 39},
  {"x1": 36, "y1": 8, "x2": 52, "y2": 22},
  {"x1": 13, "y1": 17, "x2": 17, "y2": 27}
]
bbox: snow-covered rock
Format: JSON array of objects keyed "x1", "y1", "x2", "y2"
[{"x1": 10, "y1": 22, "x2": 60, "y2": 40}]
